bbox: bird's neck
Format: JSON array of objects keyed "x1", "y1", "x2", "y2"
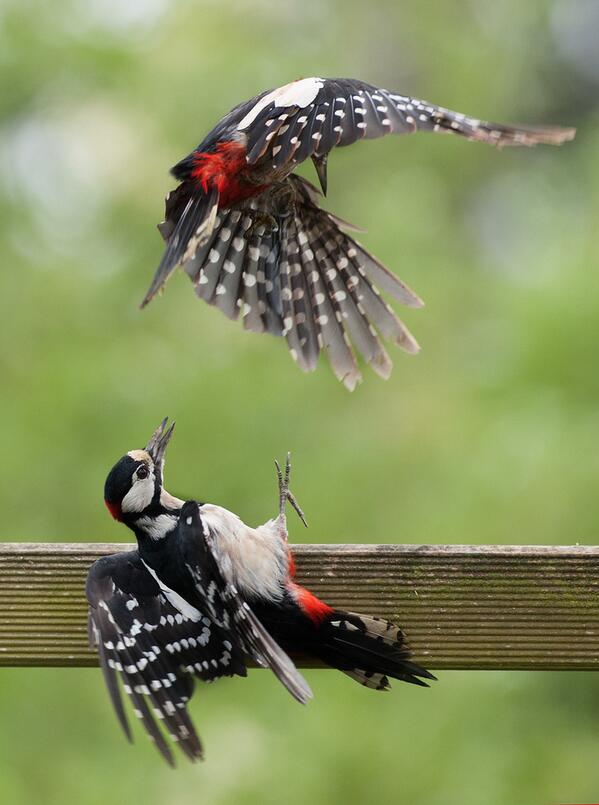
[{"x1": 124, "y1": 486, "x2": 185, "y2": 548}]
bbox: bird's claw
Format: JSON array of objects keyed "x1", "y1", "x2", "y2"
[
  {"x1": 275, "y1": 453, "x2": 308, "y2": 528},
  {"x1": 248, "y1": 211, "x2": 279, "y2": 238}
]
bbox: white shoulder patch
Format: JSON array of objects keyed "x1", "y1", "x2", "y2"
[
  {"x1": 238, "y1": 77, "x2": 324, "y2": 131},
  {"x1": 141, "y1": 559, "x2": 203, "y2": 622}
]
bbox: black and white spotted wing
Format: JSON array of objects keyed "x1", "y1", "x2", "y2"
[
  {"x1": 238, "y1": 77, "x2": 576, "y2": 178},
  {"x1": 142, "y1": 184, "x2": 220, "y2": 307},
  {"x1": 143, "y1": 78, "x2": 574, "y2": 385},
  {"x1": 178, "y1": 501, "x2": 313, "y2": 705},
  {"x1": 86, "y1": 551, "x2": 247, "y2": 766},
  {"x1": 179, "y1": 174, "x2": 421, "y2": 389}
]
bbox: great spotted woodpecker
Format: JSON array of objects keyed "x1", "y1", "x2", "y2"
[
  {"x1": 142, "y1": 77, "x2": 575, "y2": 389},
  {"x1": 87, "y1": 424, "x2": 312, "y2": 766},
  {"x1": 96, "y1": 419, "x2": 434, "y2": 754}
]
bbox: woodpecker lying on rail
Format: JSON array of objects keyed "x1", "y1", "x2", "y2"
[
  {"x1": 87, "y1": 425, "x2": 312, "y2": 765},
  {"x1": 97, "y1": 418, "x2": 434, "y2": 758},
  {"x1": 142, "y1": 77, "x2": 575, "y2": 388}
]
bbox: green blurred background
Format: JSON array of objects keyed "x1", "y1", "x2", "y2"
[{"x1": 1, "y1": 0, "x2": 598, "y2": 802}]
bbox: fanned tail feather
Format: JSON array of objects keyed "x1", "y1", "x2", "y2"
[{"x1": 317, "y1": 611, "x2": 436, "y2": 690}]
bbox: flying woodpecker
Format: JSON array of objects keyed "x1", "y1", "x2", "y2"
[
  {"x1": 141, "y1": 76, "x2": 575, "y2": 389},
  {"x1": 101, "y1": 419, "x2": 435, "y2": 714},
  {"x1": 87, "y1": 427, "x2": 312, "y2": 766}
]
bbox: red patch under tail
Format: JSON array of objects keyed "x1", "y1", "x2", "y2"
[
  {"x1": 191, "y1": 141, "x2": 266, "y2": 208},
  {"x1": 287, "y1": 548, "x2": 297, "y2": 579},
  {"x1": 291, "y1": 583, "x2": 334, "y2": 625}
]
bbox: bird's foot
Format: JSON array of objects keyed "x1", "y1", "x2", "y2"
[
  {"x1": 247, "y1": 211, "x2": 279, "y2": 238},
  {"x1": 274, "y1": 453, "x2": 308, "y2": 532}
]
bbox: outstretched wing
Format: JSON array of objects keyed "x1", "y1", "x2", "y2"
[
  {"x1": 237, "y1": 77, "x2": 575, "y2": 178},
  {"x1": 178, "y1": 501, "x2": 313, "y2": 705},
  {"x1": 141, "y1": 184, "x2": 219, "y2": 307},
  {"x1": 86, "y1": 550, "x2": 246, "y2": 766},
  {"x1": 176, "y1": 175, "x2": 421, "y2": 389},
  {"x1": 144, "y1": 78, "x2": 574, "y2": 387}
]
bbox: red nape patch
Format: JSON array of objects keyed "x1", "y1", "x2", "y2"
[
  {"x1": 104, "y1": 500, "x2": 122, "y2": 521},
  {"x1": 292, "y1": 583, "x2": 334, "y2": 625},
  {"x1": 191, "y1": 141, "x2": 266, "y2": 207}
]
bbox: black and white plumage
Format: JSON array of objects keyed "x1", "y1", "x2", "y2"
[
  {"x1": 142, "y1": 77, "x2": 575, "y2": 389},
  {"x1": 89, "y1": 425, "x2": 312, "y2": 765},
  {"x1": 87, "y1": 547, "x2": 236, "y2": 766},
  {"x1": 99, "y1": 418, "x2": 434, "y2": 745},
  {"x1": 175, "y1": 501, "x2": 313, "y2": 706}
]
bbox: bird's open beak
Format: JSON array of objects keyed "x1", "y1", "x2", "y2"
[{"x1": 146, "y1": 417, "x2": 176, "y2": 466}]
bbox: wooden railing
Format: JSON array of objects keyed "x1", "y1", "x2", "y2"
[{"x1": 1, "y1": 543, "x2": 598, "y2": 669}]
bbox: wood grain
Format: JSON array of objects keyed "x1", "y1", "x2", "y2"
[{"x1": 0, "y1": 542, "x2": 598, "y2": 670}]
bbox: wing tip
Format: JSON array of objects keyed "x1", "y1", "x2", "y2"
[
  {"x1": 370, "y1": 351, "x2": 393, "y2": 381},
  {"x1": 140, "y1": 263, "x2": 177, "y2": 309},
  {"x1": 342, "y1": 369, "x2": 362, "y2": 391},
  {"x1": 408, "y1": 293, "x2": 425, "y2": 310},
  {"x1": 474, "y1": 123, "x2": 577, "y2": 148},
  {"x1": 139, "y1": 290, "x2": 155, "y2": 310},
  {"x1": 544, "y1": 125, "x2": 577, "y2": 145},
  {"x1": 398, "y1": 330, "x2": 420, "y2": 355}
]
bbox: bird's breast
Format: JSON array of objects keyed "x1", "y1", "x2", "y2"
[{"x1": 200, "y1": 505, "x2": 288, "y2": 602}]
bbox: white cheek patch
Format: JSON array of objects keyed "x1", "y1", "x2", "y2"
[
  {"x1": 238, "y1": 77, "x2": 324, "y2": 131},
  {"x1": 121, "y1": 475, "x2": 155, "y2": 513}
]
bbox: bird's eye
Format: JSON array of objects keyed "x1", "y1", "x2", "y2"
[{"x1": 137, "y1": 465, "x2": 149, "y2": 480}]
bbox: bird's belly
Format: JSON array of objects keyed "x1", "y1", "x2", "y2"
[
  {"x1": 200, "y1": 505, "x2": 287, "y2": 602},
  {"x1": 227, "y1": 538, "x2": 286, "y2": 601}
]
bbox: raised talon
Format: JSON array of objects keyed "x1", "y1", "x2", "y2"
[
  {"x1": 274, "y1": 458, "x2": 285, "y2": 519},
  {"x1": 274, "y1": 454, "x2": 308, "y2": 528},
  {"x1": 284, "y1": 452, "x2": 291, "y2": 494},
  {"x1": 247, "y1": 211, "x2": 279, "y2": 238},
  {"x1": 286, "y1": 490, "x2": 308, "y2": 528}
]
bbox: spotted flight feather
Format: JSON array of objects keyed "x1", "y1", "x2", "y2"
[
  {"x1": 143, "y1": 77, "x2": 575, "y2": 387},
  {"x1": 87, "y1": 550, "x2": 247, "y2": 766}
]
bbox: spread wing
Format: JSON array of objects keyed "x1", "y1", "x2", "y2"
[
  {"x1": 86, "y1": 550, "x2": 247, "y2": 766},
  {"x1": 141, "y1": 184, "x2": 219, "y2": 307},
  {"x1": 237, "y1": 77, "x2": 575, "y2": 177},
  {"x1": 168, "y1": 174, "x2": 421, "y2": 390},
  {"x1": 178, "y1": 501, "x2": 313, "y2": 705}
]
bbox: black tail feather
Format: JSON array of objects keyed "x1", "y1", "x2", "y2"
[{"x1": 317, "y1": 611, "x2": 435, "y2": 690}]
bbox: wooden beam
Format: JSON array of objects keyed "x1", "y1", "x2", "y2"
[{"x1": 0, "y1": 543, "x2": 598, "y2": 670}]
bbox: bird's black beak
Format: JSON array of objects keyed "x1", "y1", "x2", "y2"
[{"x1": 146, "y1": 417, "x2": 175, "y2": 467}]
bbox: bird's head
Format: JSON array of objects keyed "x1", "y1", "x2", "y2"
[{"x1": 104, "y1": 418, "x2": 176, "y2": 524}]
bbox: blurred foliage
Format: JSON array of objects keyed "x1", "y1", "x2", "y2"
[{"x1": 0, "y1": 0, "x2": 598, "y2": 803}]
